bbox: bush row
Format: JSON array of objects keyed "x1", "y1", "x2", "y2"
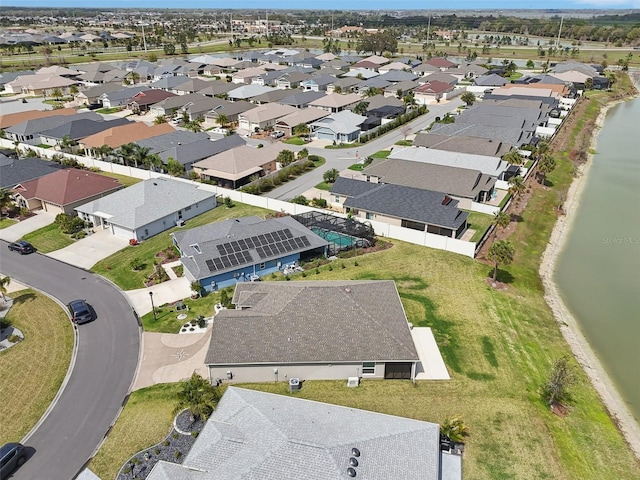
[{"x1": 358, "y1": 105, "x2": 428, "y2": 143}]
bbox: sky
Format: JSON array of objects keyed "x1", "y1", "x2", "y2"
[{"x1": 4, "y1": 0, "x2": 640, "y2": 9}]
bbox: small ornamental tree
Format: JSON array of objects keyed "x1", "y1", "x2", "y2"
[
  {"x1": 440, "y1": 415, "x2": 470, "y2": 444},
  {"x1": 537, "y1": 154, "x2": 557, "y2": 185},
  {"x1": 277, "y1": 150, "x2": 295, "y2": 167},
  {"x1": 323, "y1": 168, "x2": 340, "y2": 184},
  {"x1": 487, "y1": 240, "x2": 515, "y2": 282},
  {"x1": 542, "y1": 356, "x2": 577, "y2": 407},
  {"x1": 491, "y1": 211, "x2": 511, "y2": 239},
  {"x1": 173, "y1": 372, "x2": 219, "y2": 422}
]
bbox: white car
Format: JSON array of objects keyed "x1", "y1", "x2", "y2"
[{"x1": 270, "y1": 131, "x2": 284, "y2": 139}]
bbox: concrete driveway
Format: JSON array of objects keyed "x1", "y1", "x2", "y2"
[
  {"x1": 0, "y1": 211, "x2": 55, "y2": 242},
  {"x1": 126, "y1": 277, "x2": 192, "y2": 316},
  {"x1": 46, "y1": 228, "x2": 129, "y2": 270}
]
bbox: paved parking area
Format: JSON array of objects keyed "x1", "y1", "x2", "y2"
[
  {"x1": 46, "y1": 228, "x2": 129, "y2": 270},
  {"x1": 0, "y1": 211, "x2": 55, "y2": 242}
]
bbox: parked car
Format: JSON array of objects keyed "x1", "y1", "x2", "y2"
[
  {"x1": 0, "y1": 443, "x2": 26, "y2": 477},
  {"x1": 7, "y1": 240, "x2": 35, "y2": 255},
  {"x1": 68, "y1": 299, "x2": 93, "y2": 324},
  {"x1": 270, "y1": 131, "x2": 284, "y2": 139}
]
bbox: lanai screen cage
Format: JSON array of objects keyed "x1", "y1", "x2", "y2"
[{"x1": 292, "y1": 211, "x2": 375, "y2": 256}]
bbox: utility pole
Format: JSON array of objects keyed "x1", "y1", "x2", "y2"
[
  {"x1": 426, "y1": 15, "x2": 431, "y2": 50},
  {"x1": 266, "y1": 10, "x2": 269, "y2": 39},
  {"x1": 141, "y1": 19, "x2": 148, "y2": 52},
  {"x1": 556, "y1": 16, "x2": 564, "y2": 50}
]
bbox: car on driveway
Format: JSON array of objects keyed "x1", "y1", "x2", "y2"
[
  {"x1": 7, "y1": 240, "x2": 36, "y2": 255},
  {"x1": 0, "y1": 443, "x2": 26, "y2": 477},
  {"x1": 270, "y1": 131, "x2": 284, "y2": 139},
  {"x1": 68, "y1": 299, "x2": 93, "y2": 324}
]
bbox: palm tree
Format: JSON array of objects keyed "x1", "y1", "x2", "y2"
[
  {"x1": 0, "y1": 187, "x2": 14, "y2": 216},
  {"x1": 488, "y1": 240, "x2": 515, "y2": 281},
  {"x1": 353, "y1": 101, "x2": 369, "y2": 116},
  {"x1": 333, "y1": 85, "x2": 343, "y2": 94},
  {"x1": 363, "y1": 87, "x2": 381, "y2": 98},
  {"x1": 440, "y1": 415, "x2": 470, "y2": 444},
  {"x1": 69, "y1": 84, "x2": 79, "y2": 97},
  {"x1": 216, "y1": 113, "x2": 229, "y2": 129},
  {"x1": 96, "y1": 144, "x2": 114, "y2": 161},
  {"x1": 460, "y1": 91, "x2": 476, "y2": 106},
  {"x1": 147, "y1": 153, "x2": 163, "y2": 171},
  {"x1": 402, "y1": 91, "x2": 417, "y2": 109},
  {"x1": 0, "y1": 276, "x2": 10, "y2": 302},
  {"x1": 534, "y1": 139, "x2": 550, "y2": 159},
  {"x1": 277, "y1": 150, "x2": 295, "y2": 167},
  {"x1": 173, "y1": 372, "x2": 219, "y2": 422},
  {"x1": 154, "y1": 115, "x2": 168, "y2": 124},
  {"x1": 130, "y1": 71, "x2": 141, "y2": 85},
  {"x1": 537, "y1": 154, "x2": 556, "y2": 186},
  {"x1": 50, "y1": 88, "x2": 63, "y2": 102},
  {"x1": 508, "y1": 175, "x2": 526, "y2": 201},
  {"x1": 502, "y1": 149, "x2": 523, "y2": 166},
  {"x1": 491, "y1": 211, "x2": 510, "y2": 239},
  {"x1": 131, "y1": 144, "x2": 152, "y2": 168},
  {"x1": 117, "y1": 143, "x2": 138, "y2": 166},
  {"x1": 185, "y1": 119, "x2": 204, "y2": 133},
  {"x1": 60, "y1": 135, "x2": 77, "y2": 153},
  {"x1": 293, "y1": 123, "x2": 310, "y2": 137}
]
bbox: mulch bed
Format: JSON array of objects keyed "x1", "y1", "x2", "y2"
[
  {"x1": 116, "y1": 410, "x2": 204, "y2": 480},
  {"x1": 550, "y1": 402, "x2": 570, "y2": 418}
]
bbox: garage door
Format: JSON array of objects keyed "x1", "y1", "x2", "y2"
[
  {"x1": 112, "y1": 225, "x2": 134, "y2": 239},
  {"x1": 384, "y1": 362, "x2": 412, "y2": 379},
  {"x1": 316, "y1": 131, "x2": 335, "y2": 141}
]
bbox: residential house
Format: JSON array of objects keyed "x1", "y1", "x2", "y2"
[
  {"x1": 172, "y1": 216, "x2": 328, "y2": 291},
  {"x1": 363, "y1": 157, "x2": 496, "y2": 207},
  {"x1": 197, "y1": 80, "x2": 238, "y2": 98},
  {"x1": 275, "y1": 71, "x2": 313, "y2": 90},
  {"x1": 277, "y1": 90, "x2": 327, "y2": 109},
  {"x1": 378, "y1": 61, "x2": 413, "y2": 74},
  {"x1": 413, "y1": 133, "x2": 513, "y2": 157},
  {"x1": 81, "y1": 122, "x2": 175, "y2": 153},
  {"x1": 226, "y1": 84, "x2": 274, "y2": 101},
  {"x1": 413, "y1": 81, "x2": 455, "y2": 105},
  {"x1": 361, "y1": 54, "x2": 391, "y2": 66},
  {"x1": 171, "y1": 78, "x2": 212, "y2": 95},
  {"x1": 384, "y1": 79, "x2": 420, "y2": 98},
  {"x1": 326, "y1": 76, "x2": 361, "y2": 94},
  {"x1": 4, "y1": 73, "x2": 79, "y2": 96},
  {"x1": 74, "y1": 83, "x2": 123, "y2": 106},
  {"x1": 127, "y1": 89, "x2": 177, "y2": 113},
  {"x1": 430, "y1": 122, "x2": 534, "y2": 148},
  {"x1": 148, "y1": 92, "x2": 211, "y2": 119},
  {"x1": 136, "y1": 130, "x2": 210, "y2": 154},
  {"x1": 301, "y1": 74, "x2": 338, "y2": 92},
  {"x1": 273, "y1": 107, "x2": 330, "y2": 137},
  {"x1": 99, "y1": 86, "x2": 147, "y2": 108},
  {"x1": 192, "y1": 143, "x2": 286, "y2": 189},
  {"x1": 389, "y1": 146, "x2": 512, "y2": 180},
  {"x1": 0, "y1": 155, "x2": 66, "y2": 189},
  {"x1": 0, "y1": 70, "x2": 34, "y2": 90},
  {"x1": 351, "y1": 60, "x2": 383, "y2": 72},
  {"x1": 446, "y1": 63, "x2": 488, "y2": 81},
  {"x1": 148, "y1": 75, "x2": 190, "y2": 91},
  {"x1": 468, "y1": 73, "x2": 509, "y2": 94},
  {"x1": 251, "y1": 70, "x2": 287, "y2": 87},
  {"x1": 157, "y1": 134, "x2": 246, "y2": 172},
  {"x1": 205, "y1": 280, "x2": 419, "y2": 382},
  {"x1": 378, "y1": 70, "x2": 419, "y2": 83},
  {"x1": 39, "y1": 117, "x2": 132, "y2": 150},
  {"x1": 238, "y1": 103, "x2": 297, "y2": 132},
  {"x1": 202, "y1": 98, "x2": 254, "y2": 127},
  {"x1": 420, "y1": 72, "x2": 459, "y2": 86},
  {"x1": 76, "y1": 177, "x2": 217, "y2": 241},
  {"x1": 231, "y1": 66, "x2": 267, "y2": 84},
  {"x1": 12, "y1": 168, "x2": 123, "y2": 215},
  {"x1": 310, "y1": 110, "x2": 367, "y2": 143},
  {"x1": 308, "y1": 92, "x2": 361, "y2": 113},
  {"x1": 425, "y1": 57, "x2": 457, "y2": 70},
  {"x1": 249, "y1": 88, "x2": 293, "y2": 105},
  {"x1": 5, "y1": 111, "x2": 102, "y2": 145},
  {"x1": 412, "y1": 63, "x2": 441, "y2": 77},
  {"x1": 352, "y1": 77, "x2": 393, "y2": 95},
  {"x1": 0, "y1": 108, "x2": 76, "y2": 130},
  {"x1": 74, "y1": 62, "x2": 127, "y2": 84},
  {"x1": 342, "y1": 68, "x2": 379, "y2": 80},
  {"x1": 330, "y1": 177, "x2": 468, "y2": 238}
]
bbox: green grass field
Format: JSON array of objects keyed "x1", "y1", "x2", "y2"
[
  {"x1": 22, "y1": 223, "x2": 73, "y2": 253},
  {"x1": 97, "y1": 171, "x2": 143, "y2": 187},
  {"x1": 0, "y1": 218, "x2": 17, "y2": 229},
  {"x1": 466, "y1": 211, "x2": 493, "y2": 243},
  {"x1": 0, "y1": 290, "x2": 73, "y2": 444},
  {"x1": 92, "y1": 203, "x2": 269, "y2": 290}
]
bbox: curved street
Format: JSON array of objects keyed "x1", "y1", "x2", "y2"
[{"x1": 0, "y1": 241, "x2": 140, "y2": 480}]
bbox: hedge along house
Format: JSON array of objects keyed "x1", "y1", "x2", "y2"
[
  {"x1": 172, "y1": 216, "x2": 328, "y2": 292},
  {"x1": 75, "y1": 177, "x2": 217, "y2": 241},
  {"x1": 205, "y1": 280, "x2": 420, "y2": 383}
]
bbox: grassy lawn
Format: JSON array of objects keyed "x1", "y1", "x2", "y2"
[
  {"x1": 96, "y1": 107, "x2": 124, "y2": 115},
  {"x1": 370, "y1": 150, "x2": 391, "y2": 159},
  {"x1": 314, "y1": 181, "x2": 332, "y2": 191},
  {"x1": 348, "y1": 163, "x2": 365, "y2": 171},
  {"x1": 465, "y1": 211, "x2": 493, "y2": 243},
  {"x1": 0, "y1": 290, "x2": 73, "y2": 444},
  {"x1": 92, "y1": 202, "x2": 270, "y2": 291},
  {"x1": 325, "y1": 142, "x2": 363, "y2": 149},
  {"x1": 0, "y1": 218, "x2": 17, "y2": 229},
  {"x1": 22, "y1": 223, "x2": 73, "y2": 253},
  {"x1": 395, "y1": 139, "x2": 413, "y2": 146},
  {"x1": 97, "y1": 171, "x2": 142, "y2": 187},
  {"x1": 284, "y1": 137, "x2": 305, "y2": 145},
  {"x1": 88, "y1": 383, "x2": 182, "y2": 480}
]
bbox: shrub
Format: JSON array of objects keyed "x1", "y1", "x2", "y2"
[
  {"x1": 172, "y1": 433, "x2": 179, "y2": 439},
  {"x1": 341, "y1": 262, "x2": 346, "y2": 269},
  {"x1": 192, "y1": 431, "x2": 199, "y2": 437},
  {"x1": 328, "y1": 264, "x2": 333, "y2": 271},
  {"x1": 315, "y1": 267, "x2": 320, "y2": 275},
  {"x1": 311, "y1": 198, "x2": 327, "y2": 208},
  {"x1": 7, "y1": 334, "x2": 21, "y2": 343},
  {"x1": 154, "y1": 448, "x2": 160, "y2": 455},
  {"x1": 174, "y1": 451, "x2": 182, "y2": 459},
  {"x1": 162, "y1": 440, "x2": 170, "y2": 446},
  {"x1": 130, "y1": 258, "x2": 143, "y2": 271},
  {"x1": 354, "y1": 261, "x2": 359, "y2": 266},
  {"x1": 197, "y1": 316, "x2": 206, "y2": 328}
]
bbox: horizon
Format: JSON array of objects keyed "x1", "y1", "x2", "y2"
[{"x1": 3, "y1": 1, "x2": 640, "y2": 11}]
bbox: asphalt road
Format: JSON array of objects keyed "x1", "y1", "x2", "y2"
[
  {"x1": 265, "y1": 99, "x2": 463, "y2": 201},
  {"x1": 0, "y1": 242, "x2": 140, "y2": 480}
]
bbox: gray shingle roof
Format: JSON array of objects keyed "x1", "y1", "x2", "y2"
[
  {"x1": 6, "y1": 111, "x2": 102, "y2": 136},
  {"x1": 363, "y1": 157, "x2": 496, "y2": 199},
  {"x1": 0, "y1": 155, "x2": 66, "y2": 189},
  {"x1": 389, "y1": 146, "x2": 510, "y2": 177},
  {"x1": 75, "y1": 177, "x2": 216, "y2": 230},
  {"x1": 378, "y1": 70, "x2": 418, "y2": 82},
  {"x1": 277, "y1": 90, "x2": 326, "y2": 107},
  {"x1": 206, "y1": 280, "x2": 418, "y2": 365},
  {"x1": 40, "y1": 117, "x2": 131, "y2": 141},
  {"x1": 173, "y1": 216, "x2": 328, "y2": 281},
  {"x1": 413, "y1": 133, "x2": 513, "y2": 157},
  {"x1": 429, "y1": 122, "x2": 532, "y2": 147},
  {"x1": 158, "y1": 135, "x2": 246, "y2": 166},
  {"x1": 147, "y1": 387, "x2": 440, "y2": 480},
  {"x1": 137, "y1": 130, "x2": 210, "y2": 153},
  {"x1": 332, "y1": 177, "x2": 468, "y2": 230}
]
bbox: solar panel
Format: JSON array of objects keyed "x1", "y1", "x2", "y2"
[
  {"x1": 258, "y1": 234, "x2": 267, "y2": 244},
  {"x1": 283, "y1": 228, "x2": 293, "y2": 238},
  {"x1": 272, "y1": 230, "x2": 283, "y2": 241},
  {"x1": 216, "y1": 245, "x2": 226, "y2": 255},
  {"x1": 245, "y1": 238, "x2": 255, "y2": 249},
  {"x1": 231, "y1": 241, "x2": 240, "y2": 252},
  {"x1": 205, "y1": 259, "x2": 215, "y2": 272},
  {"x1": 301, "y1": 236, "x2": 311, "y2": 247},
  {"x1": 264, "y1": 245, "x2": 274, "y2": 257},
  {"x1": 265, "y1": 232, "x2": 274, "y2": 243},
  {"x1": 221, "y1": 257, "x2": 232, "y2": 268},
  {"x1": 228, "y1": 256, "x2": 239, "y2": 267},
  {"x1": 213, "y1": 258, "x2": 224, "y2": 269},
  {"x1": 238, "y1": 239, "x2": 248, "y2": 250},
  {"x1": 256, "y1": 247, "x2": 266, "y2": 259}
]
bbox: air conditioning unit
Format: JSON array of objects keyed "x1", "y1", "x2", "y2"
[
  {"x1": 176, "y1": 219, "x2": 185, "y2": 227},
  {"x1": 347, "y1": 377, "x2": 360, "y2": 388}
]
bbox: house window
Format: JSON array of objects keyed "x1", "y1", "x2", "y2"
[
  {"x1": 259, "y1": 263, "x2": 265, "y2": 269},
  {"x1": 362, "y1": 362, "x2": 375, "y2": 375},
  {"x1": 365, "y1": 212, "x2": 375, "y2": 220},
  {"x1": 185, "y1": 205, "x2": 191, "y2": 211},
  {"x1": 334, "y1": 195, "x2": 340, "y2": 202}
]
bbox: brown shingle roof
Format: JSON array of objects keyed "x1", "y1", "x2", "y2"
[
  {"x1": 13, "y1": 168, "x2": 122, "y2": 206},
  {"x1": 81, "y1": 122, "x2": 175, "y2": 148},
  {"x1": 0, "y1": 108, "x2": 76, "y2": 129}
]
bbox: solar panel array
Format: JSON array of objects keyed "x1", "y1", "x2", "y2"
[{"x1": 204, "y1": 228, "x2": 312, "y2": 273}]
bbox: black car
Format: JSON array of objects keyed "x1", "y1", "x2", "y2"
[
  {"x1": 7, "y1": 240, "x2": 35, "y2": 255},
  {"x1": 68, "y1": 299, "x2": 93, "y2": 324},
  {"x1": 0, "y1": 443, "x2": 26, "y2": 477}
]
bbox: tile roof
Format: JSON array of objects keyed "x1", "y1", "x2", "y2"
[
  {"x1": 206, "y1": 279, "x2": 418, "y2": 365},
  {"x1": 13, "y1": 168, "x2": 122, "y2": 206},
  {"x1": 75, "y1": 177, "x2": 216, "y2": 230},
  {"x1": 334, "y1": 177, "x2": 468, "y2": 230},
  {"x1": 0, "y1": 108, "x2": 76, "y2": 130},
  {"x1": 147, "y1": 387, "x2": 440, "y2": 480},
  {"x1": 173, "y1": 216, "x2": 328, "y2": 281},
  {"x1": 81, "y1": 122, "x2": 175, "y2": 149}
]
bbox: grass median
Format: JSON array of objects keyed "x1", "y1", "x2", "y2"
[
  {"x1": 92, "y1": 202, "x2": 269, "y2": 291},
  {"x1": 0, "y1": 290, "x2": 73, "y2": 444}
]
